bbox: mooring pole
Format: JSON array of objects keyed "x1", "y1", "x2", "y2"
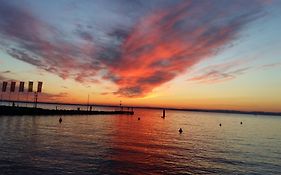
[
  {"x1": 26, "y1": 92, "x2": 29, "y2": 107},
  {"x1": 9, "y1": 91, "x2": 11, "y2": 106},
  {"x1": 0, "y1": 93, "x2": 2, "y2": 106},
  {"x1": 87, "y1": 94, "x2": 89, "y2": 111},
  {"x1": 34, "y1": 92, "x2": 38, "y2": 108},
  {"x1": 17, "y1": 91, "x2": 19, "y2": 102},
  {"x1": 120, "y1": 100, "x2": 123, "y2": 111}
]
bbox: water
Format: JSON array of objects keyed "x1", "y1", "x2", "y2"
[{"x1": 0, "y1": 109, "x2": 280, "y2": 174}]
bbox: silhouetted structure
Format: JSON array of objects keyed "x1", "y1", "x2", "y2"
[
  {"x1": 162, "y1": 109, "x2": 166, "y2": 118},
  {"x1": 0, "y1": 105, "x2": 134, "y2": 116},
  {"x1": 120, "y1": 100, "x2": 123, "y2": 111},
  {"x1": 179, "y1": 128, "x2": 183, "y2": 134}
]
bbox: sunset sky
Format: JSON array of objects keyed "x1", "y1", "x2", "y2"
[{"x1": 0, "y1": 0, "x2": 281, "y2": 112}]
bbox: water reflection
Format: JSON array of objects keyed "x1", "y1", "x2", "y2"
[{"x1": 0, "y1": 110, "x2": 280, "y2": 174}]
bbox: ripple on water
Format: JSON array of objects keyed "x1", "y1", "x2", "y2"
[{"x1": 0, "y1": 110, "x2": 281, "y2": 175}]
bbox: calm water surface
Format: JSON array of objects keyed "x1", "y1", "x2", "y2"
[{"x1": 0, "y1": 109, "x2": 280, "y2": 174}]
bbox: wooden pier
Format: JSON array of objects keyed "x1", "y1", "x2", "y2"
[{"x1": 0, "y1": 105, "x2": 134, "y2": 116}]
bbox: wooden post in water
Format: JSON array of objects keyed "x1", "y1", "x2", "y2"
[
  {"x1": 120, "y1": 100, "x2": 123, "y2": 111},
  {"x1": 34, "y1": 92, "x2": 38, "y2": 108},
  {"x1": 87, "y1": 94, "x2": 89, "y2": 111},
  {"x1": 162, "y1": 109, "x2": 166, "y2": 118}
]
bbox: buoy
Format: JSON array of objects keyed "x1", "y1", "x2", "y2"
[
  {"x1": 219, "y1": 123, "x2": 221, "y2": 127},
  {"x1": 240, "y1": 121, "x2": 243, "y2": 125},
  {"x1": 138, "y1": 117, "x2": 140, "y2": 120},
  {"x1": 179, "y1": 128, "x2": 183, "y2": 134},
  {"x1": 59, "y1": 117, "x2": 62, "y2": 123}
]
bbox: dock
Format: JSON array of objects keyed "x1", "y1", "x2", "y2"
[{"x1": 0, "y1": 105, "x2": 134, "y2": 116}]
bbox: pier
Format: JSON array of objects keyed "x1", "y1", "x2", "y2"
[{"x1": 0, "y1": 105, "x2": 134, "y2": 116}]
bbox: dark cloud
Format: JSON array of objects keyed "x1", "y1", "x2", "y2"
[
  {"x1": 0, "y1": 0, "x2": 269, "y2": 97},
  {"x1": 75, "y1": 28, "x2": 93, "y2": 41},
  {"x1": 0, "y1": 0, "x2": 103, "y2": 82},
  {"x1": 6, "y1": 48, "x2": 43, "y2": 67},
  {"x1": 260, "y1": 62, "x2": 281, "y2": 69},
  {"x1": 187, "y1": 60, "x2": 252, "y2": 83},
  {"x1": 1, "y1": 70, "x2": 11, "y2": 74},
  {"x1": 0, "y1": 70, "x2": 15, "y2": 81},
  {"x1": 114, "y1": 86, "x2": 143, "y2": 97},
  {"x1": 137, "y1": 72, "x2": 173, "y2": 85},
  {"x1": 0, "y1": 1, "x2": 41, "y2": 43}
]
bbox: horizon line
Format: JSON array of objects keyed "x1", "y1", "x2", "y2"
[{"x1": 1, "y1": 100, "x2": 280, "y2": 116}]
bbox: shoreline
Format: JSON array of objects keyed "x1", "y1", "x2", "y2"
[{"x1": 1, "y1": 100, "x2": 280, "y2": 116}]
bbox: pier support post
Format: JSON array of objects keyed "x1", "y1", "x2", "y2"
[{"x1": 34, "y1": 92, "x2": 38, "y2": 108}]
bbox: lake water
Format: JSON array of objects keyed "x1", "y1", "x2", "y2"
[{"x1": 0, "y1": 108, "x2": 280, "y2": 174}]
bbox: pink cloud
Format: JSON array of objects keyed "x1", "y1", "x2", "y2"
[
  {"x1": 0, "y1": 0, "x2": 268, "y2": 97},
  {"x1": 104, "y1": 1, "x2": 266, "y2": 96}
]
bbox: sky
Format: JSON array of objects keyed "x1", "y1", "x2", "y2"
[{"x1": 0, "y1": 0, "x2": 281, "y2": 112}]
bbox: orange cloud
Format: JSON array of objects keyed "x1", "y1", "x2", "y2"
[{"x1": 104, "y1": 1, "x2": 265, "y2": 96}]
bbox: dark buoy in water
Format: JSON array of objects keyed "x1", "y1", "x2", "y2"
[
  {"x1": 179, "y1": 128, "x2": 183, "y2": 134},
  {"x1": 59, "y1": 117, "x2": 62, "y2": 123},
  {"x1": 219, "y1": 123, "x2": 221, "y2": 127},
  {"x1": 240, "y1": 121, "x2": 243, "y2": 125},
  {"x1": 138, "y1": 117, "x2": 140, "y2": 120}
]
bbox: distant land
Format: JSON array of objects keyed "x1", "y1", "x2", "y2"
[{"x1": 1, "y1": 100, "x2": 281, "y2": 116}]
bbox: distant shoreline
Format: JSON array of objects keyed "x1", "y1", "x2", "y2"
[{"x1": 1, "y1": 100, "x2": 280, "y2": 116}]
